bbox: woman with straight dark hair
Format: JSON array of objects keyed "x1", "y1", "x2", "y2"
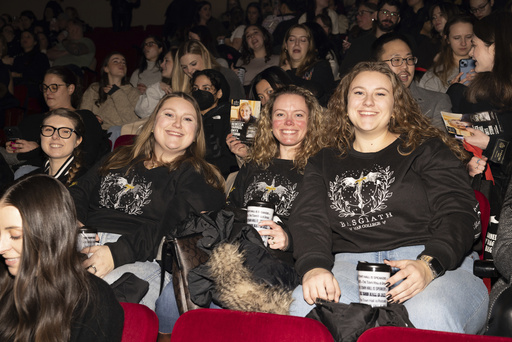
[
  {"x1": 70, "y1": 92, "x2": 225, "y2": 311},
  {"x1": 0, "y1": 174, "x2": 124, "y2": 342},
  {"x1": 80, "y1": 52, "x2": 140, "y2": 129}
]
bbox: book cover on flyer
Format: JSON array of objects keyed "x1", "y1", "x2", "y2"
[
  {"x1": 441, "y1": 111, "x2": 502, "y2": 138},
  {"x1": 230, "y1": 99, "x2": 261, "y2": 145}
]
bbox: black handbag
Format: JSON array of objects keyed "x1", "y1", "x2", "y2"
[{"x1": 161, "y1": 233, "x2": 210, "y2": 315}]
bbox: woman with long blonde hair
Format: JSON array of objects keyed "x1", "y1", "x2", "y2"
[
  {"x1": 69, "y1": 92, "x2": 225, "y2": 314},
  {"x1": 172, "y1": 39, "x2": 245, "y2": 99}
]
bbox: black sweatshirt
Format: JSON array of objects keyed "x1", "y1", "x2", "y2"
[{"x1": 290, "y1": 137, "x2": 480, "y2": 277}]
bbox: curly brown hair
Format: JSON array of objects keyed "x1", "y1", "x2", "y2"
[
  {"x1": 247, "y1": 85, "x2": 332, "y2": 172},
  {"x1": 328, "y1": 61, "x2": 468, "y2": 161}
]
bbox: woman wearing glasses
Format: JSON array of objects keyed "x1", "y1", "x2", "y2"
[
  {"x1": 3, "y1": 66, "x2": 107, "y2": 179},
  {"x1": 28, "y1": 108, "x2": 86, "y2": 186},
  {"x1": 130, "y1": 36, "x2": 164, "y2": 95}
]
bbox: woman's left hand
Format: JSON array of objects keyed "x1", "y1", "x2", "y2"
[
  {"x1": 258, "y1": 220, "x2": 289, "y2": 251},
  {"x1": 159, "y1": 82, "x2": 172, "y2": 95},
  {"x1": 464, "y1": 127, "x2": 490, "y2": 150},
  {"x1": 82, "y1": 245, "x2": 115, "y2": 278},
  {"x1": 384, "y1": 259, "x2": 434, "y2": 304}
]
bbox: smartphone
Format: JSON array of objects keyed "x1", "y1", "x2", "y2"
[
  {"x1": 459, "y1": 58, "x2": 476, "y2": 85},
  {"x1": 4, "y1": 126, "x2": 22, "y2": 141}
]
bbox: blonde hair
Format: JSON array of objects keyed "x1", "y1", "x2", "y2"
[
  {"x1": 237, "y1": 102, "x2": 252, "y2": 121},
  {"x1": 279, "y1": 24, "x2": 318, "y2": 77},
  {"x1": 328, "y1": 62, "x2": 468, "y2": 161},
  {"x1": 171, "y1": 40, "x2": 220, "y2": 93},
  {"x1": 247, "y1": 85, "x2": 332, "y2": 172},
  {"x1": 100, "y1": 92, "x2": 224, "y2": 191}
]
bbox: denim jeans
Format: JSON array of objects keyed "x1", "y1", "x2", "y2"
[
  {"x1": 155, "y1": 281, "x2": 221, "y2": 333},
  {"x1": 99, "y1": 233, "x2": 171, "y2": 311},
  {"x1": 289, "y1": 245, "x2": 489, "y2": 334}
]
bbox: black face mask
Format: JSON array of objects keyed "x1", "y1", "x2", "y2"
[{"x1": 192, "y1": 89, "x2": 216, "y2": 111}]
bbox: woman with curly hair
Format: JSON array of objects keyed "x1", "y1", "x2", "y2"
[
  {"x1": 235, "y1": 24, "x2": 279, "y2": 87},
  {"x1": 80, "y1": 52, "x2": 140, "y2": 129},
  {"x1": 0, "y1": 174, "x2": 124, "y2": 342},
  {"x1": 279, "y1": 24, "x2": 334, "y2": 105},
  {"x1": 288, "y1": 61, "x2": 488, "y2": 333},
  {"x1": 227, "y1": 85, "x2": 331, "y2": 262},
  {"x1": 29, "y1": 108, "x2": 87, "y2": 187}
]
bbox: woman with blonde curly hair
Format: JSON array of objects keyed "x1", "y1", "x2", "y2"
[
  {"x1": 227, "y1": 85, "x2": 331, "y2": 261},
  {"x1": 279, "y1": 24, "x2": 334, "y2": 105},
  {"x1": 288, "y1": 61, "x2": 488, "y2": 333}
]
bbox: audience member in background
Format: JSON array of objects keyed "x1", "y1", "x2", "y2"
[
  {"x1": 81, "y1": 52, "x2": 140, "y2": 129},
  {"x1": 188, "y1": 25, "x2": 228, "y2": 67},
  {"x1": 11, "y1": 30, "x2": 50, "y2": 104},
  {"x1": 447, "y1": 11, "x2": 512, "y2": 226},
  {"x1": 235, "y1": 24, "x2": 279, "y2": 88},
  {"x1": 3, "y1": 66, "x2": 107, "y2": 176},
  {"x1": 0, "y1": 174, "x2": 124, "y2": 342},
  {"x1": 372, "y1": 32, "x2": 451, "y2": 129},
  {"x1": 135, "y1": 48, "x2": 175, "y2": 119},
  {"x1": 415, "y1": 1, "x2": 462, "y2": 70},
  {"x1": 343, "y1": 1, "x2": 377, "y2": 56},
  {"x1": 37, "y1": 31, "x2": 50, "y2": 54},
  {"x1": 172, "y1": 40, "x2": 245, "y2": 100},
  {"x1": 130, "y1": 35, "x2": 163, "y2": 95},
  {"x1": 264, "y1": 0, "x2": 300, "y2": 47},
  {"x1": 305, "y1": 21, "x2": 340, "y2": 80},
  {"x1": 279, "y1": 24, "x2": 334, "y2": 106},
  {"x1": 110, "y1": 0, "x2": 141, "y2": 32},
  {"x1": 70, "y1": 92, "x2": 225, "y2": 312},
  {"x1": 41, "y1": 1, "x2": 63, "y2": 32},
  {"x1": 227, "y1": 66, "x2": 292, "y2": 160},
  {"x1": 469, "y1": 0, "x2": 494, "y2": 20},
  {"x1": 340, "y1": 0, "x2": 401, "y2": 76},
  {"x1": 288, "y1": 61, "x2": 488, "y2": 334},
  {"x1": 29, "y1": 108, "x2": 87, "y2": 186},
  {"x1": 299, "y1": 0, "x2": 341, "y2": 35},
  {"x1": 47, "y1": 18, "x2": 95, "y2": 69},
  {"x1": 225, "y1": 2, "x2": 263, "y2": 51},
  {"x1": 419, "y1": 16, "x2": 474, "y2": 93},
  {"x1": 18, "y1": 10, "x2": 37, "y2": 32},
  {"x1": 191, "y1": 69, "x2": 238, "y2": 178},
  {"x1": 195, "y1": 1, "x2": 228, "y2": 42},
  {"x1": 398, "y1": 0, "x2": 429, "y2": 45},
  {"x1": 1, "y1": 25, "x2": 21, "y2": 64}
]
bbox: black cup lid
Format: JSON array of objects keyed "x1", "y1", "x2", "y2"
[
  {"x1": 78, "y1": 226, "x2": 97, "y2": 234},
  {"x1": 356, "y1": 261, "x2": 391, "y2": 272},
  {"x1": 247, "y1": 200, "x2": 274, "y2": 210}
]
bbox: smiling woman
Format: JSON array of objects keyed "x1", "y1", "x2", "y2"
[
  {"x1": 287, "y1": 62, "x2": 488, "y2": 333},
  {"x1": 69, "y1": 92, "x2": 225, "y2": 312}
]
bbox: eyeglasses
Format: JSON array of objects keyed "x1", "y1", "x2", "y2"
[
  {"x1": 379, "y1": 9, "x2": 399, "y2": 17},
  {"x1": 40, "y1": 125, "x2": 76, "y2": 139},
  {"x1": 40, "y1": 83, "x2": 67, "y2": 93},
  {"x1": 383, "y1": 56, "x2": 418, "y2": 67},
  {"x1": 470, "y1": 0, "x2": 490, "y2": 13},
  {"x1": 357, "y1": 10, "x2": 375, "y2": 16},
  {"x1": 144, "y1": 41, "x2": 157, "y2": 47}
]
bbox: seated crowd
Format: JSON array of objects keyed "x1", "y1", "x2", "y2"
[{"x1": 1, "y1": 1, "x2": 512, "y2": 341}]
